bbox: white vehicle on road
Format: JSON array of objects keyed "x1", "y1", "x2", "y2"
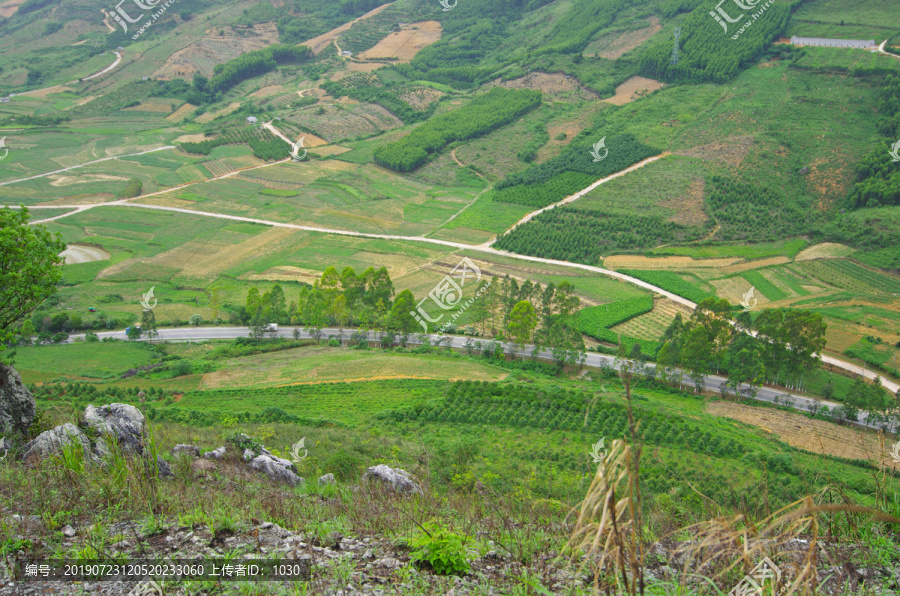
[{"x1": 263, "y1": 323, "x2": 278, "y2": 332}]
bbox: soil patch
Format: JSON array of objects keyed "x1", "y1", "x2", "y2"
[
  {"x1": 602, "y1": 76, "x2": 664, "y2": 105},
  {"x1": 155, "y1": 23, "x2": 279, "y2": 79},
  {"x1": 358, "y1": 21, "x2": 441, "y2": 62},
  {"x1": 660, "y1": 178, "x2": 708, "y2": 227},
  {"x1": 493, "y1": 72, "x2": 598, "y2": 99},
  {"x1": 60, "y1": 244, "x2": 110, "y2": 265},
  {"x1": 677, "y1": 135, "x2": 755, "y2": 168},
  {"x1": 594, "y1": 17, "x2": 662, "y2": 59}
]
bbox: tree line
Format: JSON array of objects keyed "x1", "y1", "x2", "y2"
[
  {"x1": 207, "y1": 44, "x2": 312, "y2": 95},
  {"x1": 656, "y1": 298, "x2": 828, "y2": 397},
  {"x1": 240, "y1": 265, "x2": 589, "y2": 367},
  {"x1": 373, "y1": 88, "x2": 541, "y2": 172},
  {"x1": 849, "y1": 75, "x2": 900, "y2": 209}
]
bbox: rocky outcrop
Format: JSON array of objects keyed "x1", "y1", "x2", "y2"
[
  {"x1": 20, "y1": 423, "x2": 91, "y2": 464},
  {"x1": 0, "y1": 364, "x2": 35, "y2": 435},
  {"x1": 318, "y1": 473, "x2": 336, "y2": 485},
  {"x1": 82, "y1": 403, "x2": 145, "y2": 456},
  {"x1": 248, "y1": 454, "x2": 302, "y2": 487},
  {"x1": 362, "y1": 464, "x2": 422, "y2": 495},
  {"x1": 203, "y1": 446, "x2": 226, "y2": 459},
  {"x1": 172, "y1": 444, "x2": 200, "y2": 458}
]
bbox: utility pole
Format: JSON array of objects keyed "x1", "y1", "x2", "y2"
[{"x1": 671, "y1": 27, "x2": 682, "y2": 66}]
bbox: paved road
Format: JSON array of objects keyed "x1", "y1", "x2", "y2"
[
  {"x1": 5, "y1": 150, "x2": 897, "y2": 396},
  {"x1": 67, "y1": 326, "x2": 890, "y2": 431}
]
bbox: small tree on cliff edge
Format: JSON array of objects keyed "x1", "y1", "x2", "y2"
[{"x1": 0, "y1": 206, "x2": 66, "y2": 364}]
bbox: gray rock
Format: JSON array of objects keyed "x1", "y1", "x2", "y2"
[
  {"x1": 21, "y1": 423, "x2": 91, "y2": 463},
  {"x1": 203, "y1": 446, "x2": 226, "y2": 459},
  {"x1": 0, "y1": 364, "x2": 36, "y2": 436},
  {"x1": 172, "y1": 444, "x2": 200, "y2": 458},
  {"x1": 155, "y1": 455, "x2": 173, "y2": 477},
  {"x1": 376, "y1": 556, "x2": 401, "y2": 570},
  {"x1": 243, "y1": 449, "x2": 255, "y2": 462},
  {"x1": 362, "y1": 464, "x2": 422, "y2": 495},
  {"x1": 62, "y1": 524, "x2": 76, "y2": 538},
  {"x1": 82, "y1": 403, "x2": 145, "y2": 455},
  {"x1": 248, "y1": 454, "x2": 302, "y2": 486},
  {"x1": 318, "y1": 473, "x2": 335, "y2": 485}
]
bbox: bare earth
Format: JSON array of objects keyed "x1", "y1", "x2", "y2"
[
  {"x1": 602, "y1": 76, "x2": 665, "y2": 106},
  {"x1": 156, "y1": 23, "x2": 279, "y2": 79},
  {"x1": 302, "y1": 3, "x2": 394, "y2": 55},
  {"x1": 595, "y1": 17, "x2": 662, "y2": 59},
  {"x1": 707, "y1": 401, "x2": 900, "y2": 470},
  {"x1": 359, "y1": 21, "x2": 442, "y2": 62},
  {"x1": 0, "y1": 0, "x2": 22, "y2": 19},
  {"x1": 60, "y1": 245, "x2": 110, "y2": 265},
  {"x1": 494, "y1": 72, "x2": 598, "y2": 99}
]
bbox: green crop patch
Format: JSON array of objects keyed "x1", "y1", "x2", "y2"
[{"x1": 575, "y1": 296, "x2": 654, "y2": 343}]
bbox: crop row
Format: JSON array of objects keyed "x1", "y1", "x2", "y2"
[
  {"x1": 575, "y1": 296, "x2": 654, "y2": 343},
  {"x1": 616, "y1": 269, "x2": 715, "y2": 304}
]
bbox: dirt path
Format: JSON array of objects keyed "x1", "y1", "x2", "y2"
[
  {"x1": 262, "y1": 120, "x2": 304, "y2": 158},
  {"x1": 2, "y1": 51, "x2": 122, "y2": 101},
  {"x1": 878, "y1": 40, "x2": 900, "y2": 59},
  {"x1": 501, "y1": 152, "x2": 670, "y2": 237},
  {"x1": 0, "y1": 145, "x2": 174, "y2": 187}
]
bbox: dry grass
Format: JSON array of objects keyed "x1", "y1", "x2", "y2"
[
  {"x1": 359, "y1": 21, "x2": 442, "y2": 62},
  {"x1": 795, "y1": 243, "x2": 856, "y2": 262},
  {"x1": 720, "y1": 257, "x2": 792, "y2": 274},
  {"x1": 604, "y1": 255, "x2": 740, "y2": 269},
  {"x1": 165, "y1": 103, "x2": 195, "y2": 122},
  {"x1": 707, "y1": 401, "x2": 900, "y2": 470}
]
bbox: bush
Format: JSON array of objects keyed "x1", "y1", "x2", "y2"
[
  {"x1": 328, "y1": 338, "x2": 341, "y2": 348},
  {"x1": 324, "y1": 449, "x2": 362, "y2": 481},
  {"x1": 189, "y1": 314, "x2": 202, "y2": 326},
  {"x1": 85, "y1": 332, "x2": 99, "y2": 343},
  {"x1": 409, "y1": 521, "x2": 471, "y2": 575},
  {"x1": 171, "y1": 360, "x2": 193, "y2": 377}
]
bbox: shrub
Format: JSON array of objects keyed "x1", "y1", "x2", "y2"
[
  {"x1": 409, "y1": 521, "x2": 471, "y2": 575},
  {"x1": 189, "y1": 314, "x2": 202, "y2": 326},
  {"x1": 328, "y1": 338, "x2": 341, "y2": 347}
]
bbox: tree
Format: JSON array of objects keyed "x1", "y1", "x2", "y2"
[
  {"x1": 126, "y1": 325, "x2": 142, "y2": 341},
  {"x1": 141, "y1": 309, "x2": 159, "y2": 340},
  {"x1": 507, "y1": 300, "x2": 537, "y2": 349},
  {"x1": 0, "y1": 206, "x2": 66, "y2": 362}
]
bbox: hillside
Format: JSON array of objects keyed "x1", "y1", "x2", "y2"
[{"x1": 1, "y1": 0, "x2": 900, "y2": 592}]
